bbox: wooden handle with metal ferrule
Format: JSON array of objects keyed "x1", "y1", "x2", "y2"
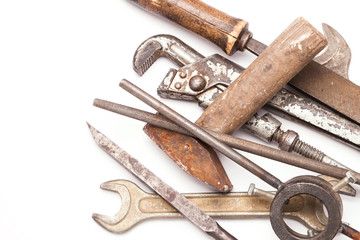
[
  {"x1": 196, "y1": 17, "x2": 327, "y2": 134},
  {"x1": 128, "y1": 0, "x2": 249, "y2": 55}
]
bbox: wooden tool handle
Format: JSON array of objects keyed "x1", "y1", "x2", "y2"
[
  {"x1": 196, "y1": 17, "x2": 327, "y2": 134},
  {"x1": 128, "y1": 0, "x2": 249, "y2": 55}
]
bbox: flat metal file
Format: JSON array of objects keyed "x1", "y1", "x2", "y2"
[
  {"x1": 93, "y1": 98, "x2": 360, "y2": 189},
  {"x1": 87, "y1": 123, "x2": 237, "y2": 240},
  {"x1": 118, "y1": 79, "x2": 344, "y2": 240},
  {"x1": 126, "y1": 0, "x2": 360, "y2": 124}
]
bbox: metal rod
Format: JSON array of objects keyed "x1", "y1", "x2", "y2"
[
  {"x1": 119, "y1": 79, "x2": 283, "y2": 189},
  {"x1": 88, "y1": 123, "x2": 237, "y2": 240},
  {"x1": 93, "y1": 98, "x2": 360, "y2": 183}
]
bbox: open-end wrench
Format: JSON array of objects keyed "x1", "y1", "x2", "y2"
[
  {"x1": 133, "y1": 28, "x2": 360, "y2": 151},
  {"x1": 133, "y1": 18, "x2": 332, "y2": 193},
  {"x1": 88, "y1": 123, "x2": 237, "y2": 239},
  {"x1": 92, "y1": 179, "x2": 343, "y2": 234},
  {"x1": 119, "y1": 79, "x2": 345, "y2": 240},
  {"x1": 131, "y1": 31, "x2": 358, "y2": 193},
  {"x1": 126, "y1": 0, "x2": 360, "y2": 125}
]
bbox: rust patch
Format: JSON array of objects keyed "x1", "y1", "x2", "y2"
[
  {"x1": 144, "y1": 124, "x2": 233, "y2": 192},
  {"x1": 341, "y1": 224, "x2": 360, "y2": 239}
]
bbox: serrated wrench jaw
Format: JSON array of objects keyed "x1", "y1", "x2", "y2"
[
  {"x1": 133, "y1": 34, "x2": 204, "y2": 76},
  {"x1": 133, "y1": 37, "x2": 162, "y2": 76}
]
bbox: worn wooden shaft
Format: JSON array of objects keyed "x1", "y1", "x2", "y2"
[
  {"x1": 196, "y1": 17, "x2": 327, "y2": 134},
  {"x1": 128, "y1": 0, "x2": 249, "y2": 55}
]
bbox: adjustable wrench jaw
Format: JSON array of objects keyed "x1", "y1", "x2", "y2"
[
  {"x1": 153, "y1": 28, "x2": 360, "y2": 150},
  {"x1": 158, "y1": 54, "x2": 244, "y2": 107},
  {"x1": 140, "y1": 24, "x2": 351, "y2": 107},
  {"x1": 133, "y1": 34, "x2": 204, "y2": 76}
]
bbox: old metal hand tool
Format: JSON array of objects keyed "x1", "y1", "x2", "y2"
[
  {"x1": 131, "y1": 29, "x2": 359, "y2": 200},
  {"x1": 92, "y1": 98, "x2": 359, "y2": 195},
  {"x1": 342, "y1": 225, "x2": 360, "y2": 240},
  {"x1": 92, "y1": 179, "x2": 346, "y2": 234},
  {"x1": 251, "y1": 176, "x2": 360, "y2": 240},
  {"x1": 87, "y1": 123, "x2": 237, "y2": 240},
  {"x1": 132, "y1": 17, "x2": 328, "y2": 192},
  {"x1": 135, "y1": 36, "x2": 233, "y2": 194},
  {"x1": 126, "y1": 0, "x2": 360, "y2": 125},
  {"x1": 119, "y1": 79, "x2": 344, "y2": 239},
  {"x1": 133, "y1": 30, "x2": 360, "y2": 150}
]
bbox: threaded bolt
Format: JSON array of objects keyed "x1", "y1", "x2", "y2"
[{"x1": 273, "y1": 129, "x2": 325, "y2": 161}]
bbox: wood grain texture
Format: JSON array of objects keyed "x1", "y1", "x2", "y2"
[
  {"x1": 129, "y1": 0, "x2": 248, "y2": 55},
  {"x1": 196, "y1": 17, "x2": 327, "y2": 134}
]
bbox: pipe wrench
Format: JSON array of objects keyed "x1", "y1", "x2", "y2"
[
  {"x1": 133, "y1": 26, "x2": 360, "y2": 151},
  {"x1": 132, "y1": 27, "x2": 359, "y2": 191}
]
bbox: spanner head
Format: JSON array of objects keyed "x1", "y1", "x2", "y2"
[
  {"x1": 92, "y1": 179, "x2": 148, "y2": 233},
  {"x1": 314, "y1": 23, "x2": 351, "y2": 79},
  {"x1": 93, "y1": 179, "x2": 333, "y2": 234}
]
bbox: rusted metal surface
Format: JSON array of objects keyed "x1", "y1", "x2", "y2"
[
  {"x1": 93, "y1": 98, "x2": 360, "y2": 188},
  {"x1": 270, "y1": 176, "x2": 343, "y2": 240},
  {"x1": 341, "y1": 224, "x2": 360, "y2": 240},
  {"x1": 119, "y1": 80, "x2": 347, "y2": 239},
  {"x1": 314, "y1": 24, "x2": 351, "y2": 79},
  {"x1": 244, "y1": 113, "x2": 351, "y2": 170},
  {"x1": 119, "y1": 79, "x2": 283, "y2": 189},
  {"x1": 132, "y1": 35, "x2": 233, "y2": 192},
  {"x1": 146, "y1": 33, "x2": 360, "y2": 150},
  {"x1": 133, "y1": 34, "x2": 204, "y2": 76},
  {"x1": 132, "y1": 31, "x2": 358, "y2": 200},
  {"x1": 143, "y1": 124, "x2": 232, "y2": 192},
  {"x1": 92, "y1": 179, "x2": 334, "y2": 233},
  {"x1": 127, "y1": 0, "x2": 360, "y2": 125},
  {"x1": 244, "y1": 113, "x2": 281, "y2": 143},
  {"x1": 266, "y1": 89, "x2": 360, "y2": 149},
  {"x1": 196, "y1": 18, "x2": 327, "y2": 133},
  {"x1": 87, "y1": 123, "x2": 237, "y2": 240},
  {"x1": 165, "y1": 54, "x2": 243, "y2": 96},
  {"x1": 290, "y1": 60, "x2": 360, "y2": 124},
  {"x1": 250, "y1": 25, "x2": 360, "y2": 125}
]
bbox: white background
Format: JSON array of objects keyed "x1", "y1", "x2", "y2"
[{"x1": 1, "y1": 0, "x2": 359, "y2": 239}]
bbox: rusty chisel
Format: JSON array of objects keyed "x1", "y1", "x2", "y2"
[
  {"x1": 88, "y1": 123, "x2": 237, "y2": 240},
  {"x1": 135, "y1": 17, "x2": 327, "y2": 191},
  {"x1": 126, "y1": 0, "x2": 360, "y2": 125}
]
